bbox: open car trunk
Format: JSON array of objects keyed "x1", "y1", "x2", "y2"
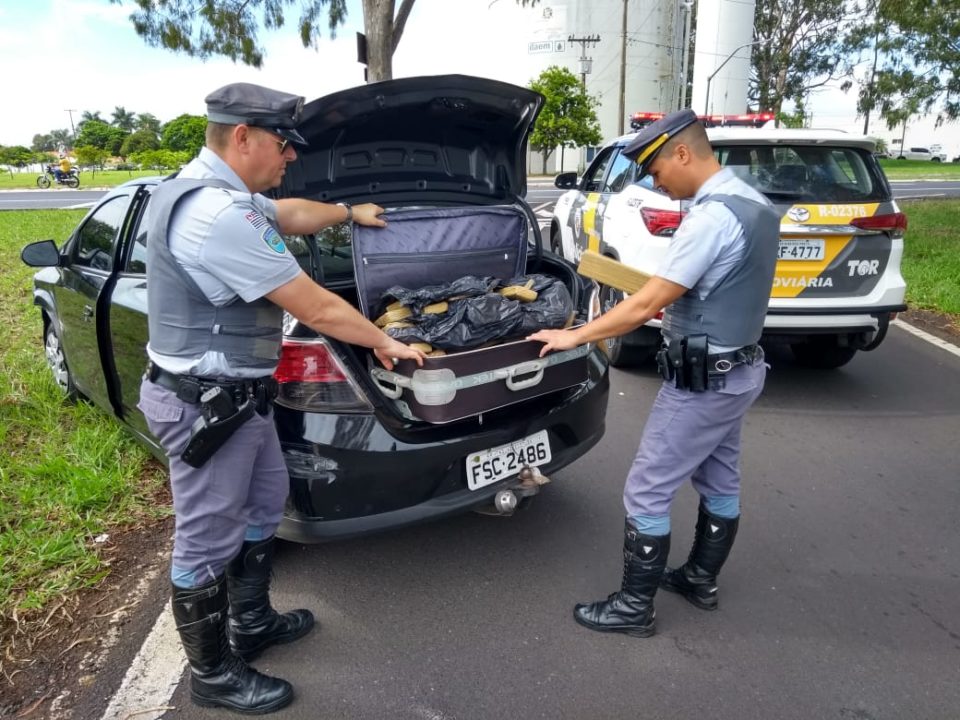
[{"x1": 350, "y1": 206, "x2": 591, "y2": 423}]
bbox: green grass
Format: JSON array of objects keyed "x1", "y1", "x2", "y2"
[
  {"x1": 0, "y1": 210, "x2": 167, "y2": 632},
  {"x1": 877, "y1": 158, "x2": 960, "y2": 180},
  {"x1": 0, "y1": 168, "x2": 161, "y2": 190},
  {"x1": 900, "y1": 199, "x2": 960, "y2": 315}
]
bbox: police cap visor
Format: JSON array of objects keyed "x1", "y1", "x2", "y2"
[
  {"x1": 205, "y1": 82, "x2": 309, "y2": 147},
  {"x1": 623, "y1": 109, "x2": 700, "y2": 178}
]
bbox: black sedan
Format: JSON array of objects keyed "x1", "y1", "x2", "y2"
[{"x1": 21, "y1": 75, "x2": 610, "y2": 542}]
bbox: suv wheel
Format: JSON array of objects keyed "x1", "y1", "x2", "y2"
[
  {"x1": 789, "y1": 337, "x2": 858, "y2": 369},
  {"x1": 600, "y1": 284, "x2": 651, "y2": 367},
  {"x1": 44, "y1": 322, "x2": 79, "y2": 400},
  {"x1": 549, "y1": 225, "x2": 564, "y2": 258}
]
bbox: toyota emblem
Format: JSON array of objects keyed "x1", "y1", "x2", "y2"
[{"x1": 787, "y1": 207, "x2": 811, "y2": 222}]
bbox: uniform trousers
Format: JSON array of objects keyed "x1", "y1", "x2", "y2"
[
  {"x1": 138, "y1": 378, "x2": 288, "y2": 587},
  {"x1": 623, "y1": 355, "x2": 767, "y2": 520}
]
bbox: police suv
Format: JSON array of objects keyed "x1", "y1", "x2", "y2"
[{"x1": 550, "y1": 125, "x2": 908, "y2": 369}]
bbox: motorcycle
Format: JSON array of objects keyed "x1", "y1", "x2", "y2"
[{"x1": 37, "y1": 165, "x2": 80, "y2": 189}]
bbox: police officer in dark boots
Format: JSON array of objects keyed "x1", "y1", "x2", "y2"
[
  {"x1": 528, "y1": 109, "x2": 778, "y2": 637},
  {"x1": 139, "y1": 82, "x2": 424, "y2": 713}
]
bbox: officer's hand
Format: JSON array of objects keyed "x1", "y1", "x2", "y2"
[
  {"x1": 527, "y1": 328, "x2": 583, "y2": 358},
  {"x1": 353, "y1": 203, "x2": 387, "y2": 228},
  {"x1": 374, "y1": 336, "x2": 425, "y2": 371}
]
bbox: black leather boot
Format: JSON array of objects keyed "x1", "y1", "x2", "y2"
[
  {"x1": 171, "y1": 577, "x2": 294, "y2": 714},
  {"x1": 573, "y1": 521, "x2": 670, "y2": 637},
  {"x1": 660, "y1": 504, "x2": 739, "y2": 611},
  {"x1": 226, "y1": 537, "x2": 315, "y2": 661}
]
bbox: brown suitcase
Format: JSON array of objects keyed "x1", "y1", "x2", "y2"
[{"x1": 353, "y1": 206, "x2": 589, "y2": 423}]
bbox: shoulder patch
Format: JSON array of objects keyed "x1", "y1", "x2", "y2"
[
  {"x1": 244, "y1": 211, "x2": 286, "y2": 254},
  {"x1": 261, "y1": 226, "x2": 286, "y2": 254}
]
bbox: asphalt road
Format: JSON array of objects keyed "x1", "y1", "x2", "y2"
[
  {"x1": 2, "y1": 179, "x2": 960, "y2": 212},
  {"x1": 159, "y1": 326, "x2": 959, "y2": 720}
]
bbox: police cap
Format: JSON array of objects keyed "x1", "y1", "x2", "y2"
[
  {"x1": 205, "y1": 82, "x2": 308, "y2": 146},
  {"x1": 623, "y1": 108, "x2": 700, "y2": 178}
]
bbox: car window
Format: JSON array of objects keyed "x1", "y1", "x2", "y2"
[
  {"x1": 715, "y1": 145, "x2": 888, "y2": 202},
  {"x1": 73, "y1": 196, "x2": 130, "y2": 272},
  {"x1": 603, "y1": 149, "x2": 636, "y2": 193},
  {"x1": 126, "y1": 201, "x2": 150, "y2": 274},
  {"x1": 285, "y1": 223, "x2": 353, "y2": 285},
  {"x1": 580, "y1": 147, "x2": 615, "y2": 193}
]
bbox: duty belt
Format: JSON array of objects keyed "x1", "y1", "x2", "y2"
[
  {"x1": 145, "y1": 362, "x2": 278, "y2": 414},
  {"x1": 706, "y1": 344, "x2": 763, "y2": 373}
]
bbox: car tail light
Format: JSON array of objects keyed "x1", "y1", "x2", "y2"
[
  {"x1": 641, "y1": 207, "x2": 684, "y2": 236},
  {"x1": 850, "y1": 212, "x2": 908, "y2": 237},
  {"x1": 273, "y1": 337, "x2": 373, "y2": 413}
]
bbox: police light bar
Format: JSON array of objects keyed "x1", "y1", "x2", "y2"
[{"x1": 630, "y1": 111, "x2": 774, "y2": 131}]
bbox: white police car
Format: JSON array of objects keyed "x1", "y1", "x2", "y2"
[{"x1": 549, "y1": 127, "x2": 908, "y2": 369}]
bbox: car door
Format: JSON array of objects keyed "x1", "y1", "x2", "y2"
[
  {"x1": 54, "y1": 192, "x2": 135, "y2": 411},
  {"x1": 563, "y1": 146, "x2": 616, "y2": 262},
  {"x1": 108, "y1": 185, "x2": 158, "y2": 447}
]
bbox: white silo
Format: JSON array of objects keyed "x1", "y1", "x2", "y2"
[
  {"x1": 690, "y1": 0, "x2": 758, "y2": 115},
  {"x1": 518, "y1": 0, "x2": 685, "y2": 144}
]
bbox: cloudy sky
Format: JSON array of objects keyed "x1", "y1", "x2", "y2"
[{"x1": 1, "y1": 0, "x2": 956, "y2": 153}]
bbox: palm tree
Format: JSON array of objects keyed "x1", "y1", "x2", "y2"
[
  {"x1": 81, "y1": 110, "x2": 104, "y2": 124},
  {"x1": 112, "y1": 106, "x2": 136, "y2": 131}
]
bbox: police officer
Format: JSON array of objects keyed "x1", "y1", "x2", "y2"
[
  {"x1": 139, "y1": 82, "x2": 424, "y2": 713},
  {"x1": 528, "y1": 109, "x2": 778, "y2": 638}
]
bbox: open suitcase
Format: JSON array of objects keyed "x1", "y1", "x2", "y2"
[{"x1": 352, "y1": 206, "x2": 590, "y2": 424}]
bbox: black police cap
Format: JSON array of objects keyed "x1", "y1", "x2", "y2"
[
  {"x1": 623, "y1": 109, "x2": 700, "y2": 178},
  {"x1": 205, "y1": 82, "x2": 308, "y2": 146}
]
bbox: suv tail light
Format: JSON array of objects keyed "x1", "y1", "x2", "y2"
[
  {"x1": 273, "y1": 337, "x2": 373, "y2": 413},
  {"x1": 850, "y1": 212, "x2": 908, "y2": 237},
  {"x1": 641, "y1": 207, "x2": 684, "y2": 236}
]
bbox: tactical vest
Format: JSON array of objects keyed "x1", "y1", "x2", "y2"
[
  {"x1": 146, "y1": 178, "x2": 283, "y2": 374},
  {"x1": 663, "y1": 193, "x2": 779, "y2": 349}
]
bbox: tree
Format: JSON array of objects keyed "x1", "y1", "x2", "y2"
[
  {"x1": 121, "y1": 128, "x2": 161, "y2": 157},
  {"x1": 74, "y1": 145, "x2": 110, "y2": 169},
  {"x1": 80, "y1": 110, "x2": 105, "y2": 126},
  {"x1": 112, "y1": 0, "x2": 539, "y2": 82},
  {"x1": 847, "y1": 0, "x2": 960, "y2": 127},
  {"x1": 135, "y1": 113, "x2": 163, "y2": 136},
  {"x1": 0, "y1": 145, "x2": 39, "y2": 169},
  {"x1": 528, "y1": 66, "x2": 601, "y2": 172},
  {"x1": 749, "y1": 0, "x2": 869, "y2": 118},
  {"x1": 112, "y1": 106, "x2": 137, "y2": 131},
  {"x1": 161, "y1": 114, "x2": 207, "y2": 157},
  {"x1": 75, "y1": 120, "x2": 128, "y2": 155}
]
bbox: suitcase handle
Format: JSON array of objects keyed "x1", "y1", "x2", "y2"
[
  {"x1": 370, "y1": 368, "x2": 409, "y2": 399},
  {"x1": 505, "y1": 360, "x2": 545, "y2": 391}
]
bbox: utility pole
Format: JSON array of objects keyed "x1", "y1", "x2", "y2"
[
  {"x1": 568, "y1": 33, "x2": 600, "y2": 91},
  {"x1": 618, "y1": 0, "x2": 628, "y2": 135},
  {"x1": 64, "y1": 109, "x2": 77, "y2": 141},
  {"x1": 678, "y1": 0, "x2": 694, "y2": 110}
]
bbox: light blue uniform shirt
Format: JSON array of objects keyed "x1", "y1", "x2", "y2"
[
  {"x1": 656, "y1": 167, "x2": 770, "y2": 352},
  {"x1": 146, "y1": 147, "x2": 302, "y2": 377}
]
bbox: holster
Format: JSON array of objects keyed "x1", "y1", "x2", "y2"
[
  {"x1": 180, "y1": 386, "x2": 256, "y2": 468},
  {"x1": 657, "y1": 334, "x2": 710, "y2": 393}
]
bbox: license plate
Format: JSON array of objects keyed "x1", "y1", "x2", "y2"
[
  {"x1": 466, "y1": 430, "x2": 551, "y2": 491},
  {"x1": 778, "y1": 238, "x2": 825, "y2": 261}
]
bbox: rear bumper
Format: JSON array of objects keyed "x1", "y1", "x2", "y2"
[{"x1": 276, "y1": 350, "x2": 610, "y2": 543}]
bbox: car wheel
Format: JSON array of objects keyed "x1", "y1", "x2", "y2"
[
  {"x1": 44, "y1": 322, "x2": 79, "y2": 400},
  {"x1": 549, "y1": 225, "x2": 564, "y2": 258},
  {"x1": 599, "y1": 283, "x2": 650, "y2": 367},
  {"x1": 789, "y1": 338, "x2": 858, "y2": 369}
]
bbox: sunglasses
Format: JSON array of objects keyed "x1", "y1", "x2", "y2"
[{"x1": 269, "y1": 135, "x2": 291, "y2": 154}]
